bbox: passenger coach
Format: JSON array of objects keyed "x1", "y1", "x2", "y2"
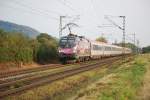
[{"x1": 90, "y1": 41, "x2": 131, "y2": 59}]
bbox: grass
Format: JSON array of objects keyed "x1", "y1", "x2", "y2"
[
  {"x1": 98, "y1": 63, "x2": 146, "y2": 100},
  {"x1": 70, "y1": 54, "x2": 149, "y2": 100}
]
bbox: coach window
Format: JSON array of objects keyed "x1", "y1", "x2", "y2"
[
  {"x1": 108, "y1": 47, "x2": 110, "y2": 51},
  {"x1": 104, "y1": 47, "x2": 107, "y2": 51},
  {"x1": 92, "y1": 45, "x2": 94, "y2": 50},
  {"x1": 96, "y1": 45, "x2": 98, "y2": 50},
  {"x1": 93, "y1": 45, "x2": 96, "y2": 50},
  {"x1": 105, "y1": 47, "x2": 108, "y2": 51},
  {"x1": 112, "y1": 47, "x2": 115, "y2": 51},
  {"x1": 98, "y1": 46, "x2": 102, "y2": 50}
]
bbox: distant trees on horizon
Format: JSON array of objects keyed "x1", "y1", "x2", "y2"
[
  {"x1": 96, "y1": 36, "x2": 108, "y2": 43},
  {"x1": 142, "y1": 46, "x2": 150, "y2": 53}
]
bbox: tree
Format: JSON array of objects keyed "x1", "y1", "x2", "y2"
[
  {"x1": 142, "y1": 46, "x2": 150, "y2": 53},
  {"x1": 36, "y1": 33, "x2": 58, "y2": 63},
  {"x1": 96, "y1": 37, "x2": 107, "y2": 43},
  {"x1": 0, "y1": 30, "x2": 33, "y2": 65}
]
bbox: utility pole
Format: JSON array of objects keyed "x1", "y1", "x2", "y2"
[
  {"x1": 133, "y1": 33, "x2": 136, "y2": 49},
  {"x1": 136, "y1": 40, "x2": 140, "y2": 54},
  {"x1": 133, "y1": 33, "x2": 136, "y2": 54},
  {"x1": 120, "y1": 16, "x2": 126, "y2": 60},
  {"x1": 126, "y1": 33, "x2": 136, "y2": 54},
  {"x1": 59, "y1": 16, "x2": 66, "y2": 38},
  {"x1": 59, "y1": 15, "x2": 80, "y2": 38}
]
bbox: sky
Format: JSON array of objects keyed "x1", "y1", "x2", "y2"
[{"x1": 0, "y1": 0, "x2": 150, "y2": 47}]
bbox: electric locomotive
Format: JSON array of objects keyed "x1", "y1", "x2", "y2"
[{"x1": 58, "y1": 34, "x2": 91, "y2": 63}]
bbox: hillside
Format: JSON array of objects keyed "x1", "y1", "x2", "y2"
[{"x1": 0, "y1": 20, "x2": 40, "y2": 37}]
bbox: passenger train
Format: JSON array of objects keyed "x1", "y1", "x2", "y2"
[{"x1": 58, "y1": 34, "x2": 132, "y2": 63}]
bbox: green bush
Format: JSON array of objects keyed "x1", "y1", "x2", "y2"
[{"x1": 36, "y1": 33, "x2": 58, "y2": 63}]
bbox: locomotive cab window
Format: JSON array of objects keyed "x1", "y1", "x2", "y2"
[{"x1": 59, "y1": 37, "x2": 76, "y2": 48}]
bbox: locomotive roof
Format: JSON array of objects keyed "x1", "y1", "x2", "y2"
[{"x1": 61, "y1": 34, "x2": 88, "y2": 40}]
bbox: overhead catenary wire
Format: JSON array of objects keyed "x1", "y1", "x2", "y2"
[
  {"x1": 90, "y1": 0, "x2": 100, "y2": 22},
  {"x1": 61, "y1": 0, "x2": 83, "y2": 15},
  {"x1": 10, "y1": 0, "x2": 59, "y2": 20},
  {"x1": 3, "y1": 4, "x2": 59, "y2": 23},
  {"x1": 56, "y1": 0, "x2": 78, "y2": 14},
  {"x1": 12, "y1": 0, "x2": 61, "y2": 16}
]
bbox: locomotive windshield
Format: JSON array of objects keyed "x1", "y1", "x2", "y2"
[{"x1": 59, "y1": 36, "x2": 76, "y2": 48}]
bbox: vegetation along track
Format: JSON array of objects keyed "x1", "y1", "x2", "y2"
[{"x1": 0, "y1": 56, "x2": 132, "y2": 99}]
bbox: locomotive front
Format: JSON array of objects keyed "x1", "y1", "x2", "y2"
[{"x1": 58, "y1": 35, "x2": 78, "y2": 63}]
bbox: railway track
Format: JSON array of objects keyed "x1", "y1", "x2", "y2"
[
  {"x1": 0, "y1": 60, "x2": 97, "y2": 80},
  {"x1": 0, "y1": 61, "x2": 97, "y2": 85},
  {"x1": 0, "y1": 61, "x2": 98, "y2": 83},
  {"x1": 0, "y1": 64, "x2": 66, "y2": 79},
  {"x1": 0, "y1": 56, "x2": 132, "y2": 99}
]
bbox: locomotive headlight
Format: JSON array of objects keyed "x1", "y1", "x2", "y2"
[
  {"x1": 73, "y1": 46, "x2": 77, "y2": 53},
  {"x1": 58, "y1": 47, "x2": 61, "y2": 53}
]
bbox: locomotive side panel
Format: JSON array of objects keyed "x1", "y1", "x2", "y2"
[
  {"x1": 58, "y1": 34, "x2": 91, "y2": 63},
  {"x1": 76, "y1": 38, "x2": 91, "y2": 58}
]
